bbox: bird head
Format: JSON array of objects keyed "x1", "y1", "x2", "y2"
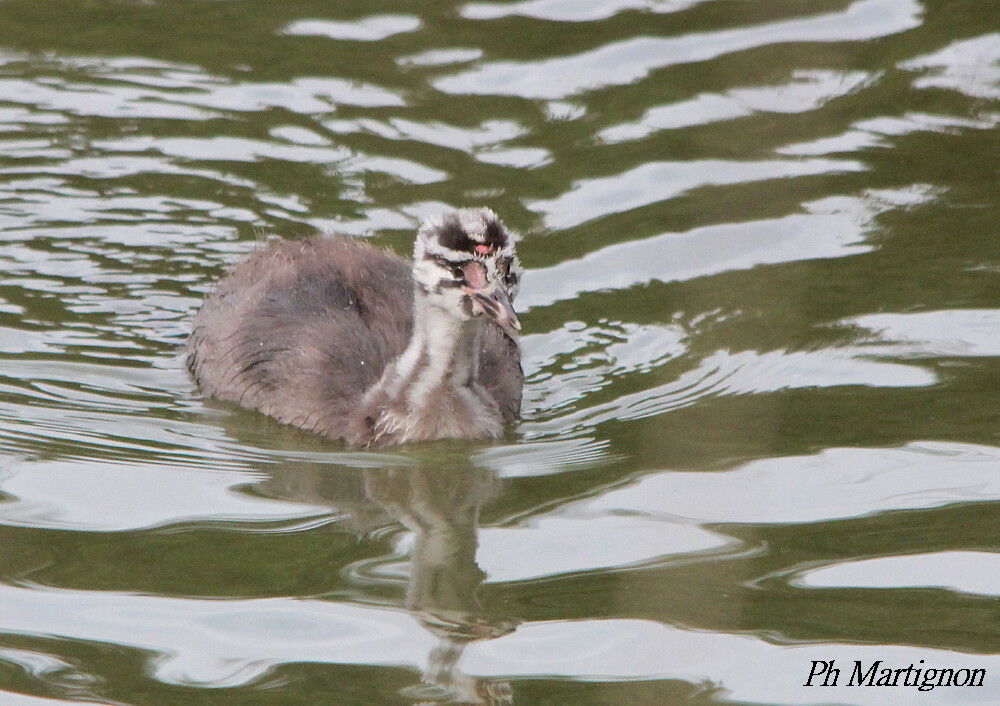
[{"x1": 412, "y1": 208, "x2": 522, "y2": 340}]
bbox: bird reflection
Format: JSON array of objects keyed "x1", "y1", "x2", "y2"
[{"x1": 258, "y1": 459, "x2": 516, "y2": 704}]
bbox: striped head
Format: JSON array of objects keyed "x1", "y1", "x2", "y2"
[{"x1": 412, "y1": 208, "x2": 522, "y2": 339}]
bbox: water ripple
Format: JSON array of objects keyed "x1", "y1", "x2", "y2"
[
  {"x1": 435, "y1": 0, "x2": 922, "y2": 98},
  {"x1": 795, "y1": 551, "x2": 1000, "y2": 596},
  {"x1": 283, "y1": 15, "x2": 422, "y2": 43},
  {"x1": 0, "y1": 2, "x2": 998, "y2": 703}
]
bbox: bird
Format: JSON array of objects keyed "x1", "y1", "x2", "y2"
[{"x1": 186, "y1": 208, "x2": 523, "y2": 447}]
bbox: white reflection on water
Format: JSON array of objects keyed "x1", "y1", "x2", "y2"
[
  {"x1": 435, "y1": 0, "x2": 922, "y2": 98},
  {"x1": 519, "y1": 321, "x2": 686, "y2": 418},
  {"x1": 0, "y1": 693, "x2": 106, "y2": 706},
  {"x1": 0, "y1": 55, "x2": 404, "y2": 120},
  {"x1": 464, "y1": 619, "x2": 998, "y2": 705},
  {"x1": 0, "y1": 585, "x2": 434, "y2": 687},
  {"x1": 526, "y1": 158, "x2": 865, "y2": 231},
  {"x1": 520, "y1": 194, "x2": 875, "y2": 309},
  {"x1": 464, "y1": 441, "x2": 1000, "y2": 582},
  {"x1": 395, "y1": 48, "x2": 484, "y2": 67},
  {"x1": 580, "y1": 442, "x2": 1000, "y2": 524},
  {"x1": 522, "y1": 347, "x2": 933, "y2": 437},
  {"x1": 0, "y1": 78, "x2": 216, "y2": 121},
  {"x1": 0, "y1": 182, "x2": 251, "y2": 234},
  {"x1": 846, "y1": 309, "x2": 1000, "y2": 358},
  {"x1": 899, "y1": 33, "x2": 1000, "y2": 100},
  {"x1": 0, "y1": 647, "x2": 78, "y2": 682},
  {"x1": 0, "y1": 458, "x2": 328, "y2": 531},
  {"x1": 0, "y1": 647, "x2": 105, "y2": 702},
  {"x1": 88, "y1": 135, "x2": 449, "y2": 185},
  {"x1": 93, "y1": 135, "x2": 351, "y2": 165},
  {"x1": 323, "y1": 115, "x2": 526, "y2": 155},
  {"x1": 385, "y1": 507, "x2": 726, "y2": 584},
  {"x1": 475, "y1": 146, "x2": 551, "y2": 168},
  {"x1": 475, "y1": 514, "x2": 729, "y2": 581},
  {"x1": 2, "y1": 583, "x2": 994, "y2": 704},
  {"x1": 282, "y1": 15, "x2": 421, "y2": 42},
  {"x1": 796, "y1": 551, "x2": 1000, "y2": 597},
  {"x1": 600, "y1": 70, "x2": 875, "y2": 143},
  {"x1": 0, "y1": 106, "x2": 68, "y2": 127},
  {"x1": 268, "y1": 125, "x2": 330, "y2": 146},
  {"x1": 473, "y1": 437, "x2": 613, "y2": 477},
  {"x1": 3, "y1": 154, "x2": 254, "y2": 185},
  {"x1": 461, "y1": 0, "x2": 701, "y2": 22},
  {"x1": 780, "y1": 111, "x2": 999, "y2": 155}
]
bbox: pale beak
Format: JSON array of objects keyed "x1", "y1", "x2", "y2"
[{"x1": 465, "y1": 285, "x2": 521, "y2": 340}]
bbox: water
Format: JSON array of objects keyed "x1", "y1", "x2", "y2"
[{"x1": 0, "y1": 0, "x2": 998, "y2": 703}]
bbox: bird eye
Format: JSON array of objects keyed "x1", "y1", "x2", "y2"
[{"x1": 434, "y1": 255, "x2": 467, "y2": 281}]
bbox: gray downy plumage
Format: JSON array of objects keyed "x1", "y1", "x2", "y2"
[{"x1": 186, "y1": 208, "x2": 523, "y2": 447}]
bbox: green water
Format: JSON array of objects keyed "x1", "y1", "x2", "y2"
[{"x1": 0, "y1": 1, "x2": 998, "y2": 704}]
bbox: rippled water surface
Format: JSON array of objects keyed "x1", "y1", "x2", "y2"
[{"x1": 0, "y1": 1, "x2": 998, "y2": 704}]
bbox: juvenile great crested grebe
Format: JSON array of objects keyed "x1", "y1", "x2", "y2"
[{"x1": 187, "y1": 208, "x2": 523, "y2": 446}]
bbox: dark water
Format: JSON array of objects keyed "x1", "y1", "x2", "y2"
[{"x1": 0, "y1": 1, "x2": 998, "y2": 704}]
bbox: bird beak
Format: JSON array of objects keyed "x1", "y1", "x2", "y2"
[{"x1": 465, "y1": 285, "x2": 521, "y2": 340}]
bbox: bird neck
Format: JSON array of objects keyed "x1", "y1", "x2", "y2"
[{"x1": 393, "y1": 294, "x2": 483, "y2": 408}]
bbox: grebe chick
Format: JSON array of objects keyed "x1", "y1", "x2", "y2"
[{"x1": 187, "y1": 208, "x2": 523, "y2": 446}]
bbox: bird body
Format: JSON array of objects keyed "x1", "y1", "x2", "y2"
[{"x1": 187, "y1": 209, "x2": 522, "y2": 446}]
